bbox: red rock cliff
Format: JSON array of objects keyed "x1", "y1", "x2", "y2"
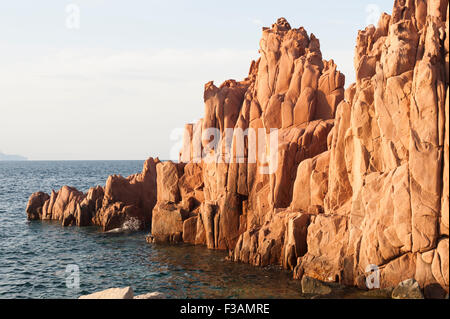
[
  {"x1": 294, "y1": 0, "x2": 449, "y2": 297},
  {"x1": 26, "y1": 0, "x2": 449, "y2": 296},
  {"x1": 168, "y1": 2, "x2": 450, "y2": 295},
  {"x1": 167, "y1": 18, "x2": 342, "y2": 253}
]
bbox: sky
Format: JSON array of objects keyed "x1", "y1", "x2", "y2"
[{"x1": 0, "y1": 0, "x2": 394, "y2": 160}]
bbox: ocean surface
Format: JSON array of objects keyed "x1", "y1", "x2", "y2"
[{"x1": 0, "y1": 160, "x2": 304, "y2": 299}]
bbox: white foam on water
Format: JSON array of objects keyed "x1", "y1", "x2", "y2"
[{"x1": 106, "y1": 217, "x2": 142, "y2": 233}]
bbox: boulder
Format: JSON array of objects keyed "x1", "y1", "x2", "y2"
[
  {"x1": 133, "y1": 292, "x2": 166, "y2": 299},
  {"x1": 391, "y1": 279, "x2": 424, "y2": 299},
  {"x1": 26, "y1": 192, "x2": 50, "y2": 220},
  {"x1": 79, "y1": 287, "x2": 134, "y2": 299},
  {"x1": 52, "y1": 186, "x2": 85, "y2": 222},
  {"x1": 26, "y1": 158, "x2": 158, "y2": 232},
  {"x1": 76, "y1": 186, "x2": 104, "y2": 227},
  {"x1": 151, "y1": 202, "x2": 187, "y2": 243},
  {"x1": 301, "y1": 276, "x2": 342, "y2": 295},
  {"x1": 102, "y1": 158, "x2": 158, "y2": 229},
  {"x1": 94, "y1": 203, "x2": 144, "y2": 232},
  {"x1": 156, "y1": 161, "x2": 181, "y2": 203}
]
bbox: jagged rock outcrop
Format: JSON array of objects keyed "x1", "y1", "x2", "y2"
[
  {"x1": 293, "y1": 0, "x2": 449, "y2": 297},
  {"x1": 27, "y1": 158, "x2": 159, "y2": 231},
  {"x1": 231, "y1": 211, "x2": 310, "y2": 269},
  {"x1": 26, "y1": 192, "x2": 50, "y2": 220},
  {"x1": 79, "y1": 287, "x2": 134, "y2": 299},
  {"x1": 77, "y1": 186, "x2": 104, "y2": 226},
  {"x1": 173, "y1": 18, "x2": 343, "y2": 261},
  {"x1": 98, "y1": 157, "x2": 158, "y2": 230},
  {"x1": 391, "y1": 278, "x2": 424, "y2": 299},
  {"x1": 149, "y1": 18, "x2": 342, "y2": 257},
  {"x1": 26, "y1": 0, "x2": 449, "y2": 297},
  {"x1": 176, "y1": 5, "x2": 449, "y2": 295},
  {"x1": 148, "y1": 160, "x2": 203, "y2": 243}
]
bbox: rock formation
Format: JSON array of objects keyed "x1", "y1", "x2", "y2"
[
  {"x1": 27, "y1": 158, "x2": 159, "y2": 231},
  {"x1": 26, "y1": 0, "x2": 449, "y2": 297},
  {"x1": 292, "y1": 0, "x2": 449, "y2": 298}
]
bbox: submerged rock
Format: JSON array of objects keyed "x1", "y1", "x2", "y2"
[
  {"x1": 301, "y1": 276, "x2": 343, "y2": 295},
  {"x1": 360, "y1": 288, "x2": 394, "y2": 299},
  {"x1": 392, "y1": 279, "x2": 424, "y2": 299}
]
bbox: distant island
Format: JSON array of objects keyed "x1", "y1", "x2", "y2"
[{"x1": 0, "y1": 151, "x2": 27, "y2": 161}]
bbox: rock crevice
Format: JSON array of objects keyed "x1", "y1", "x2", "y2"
[{"x1": 26, "y1": 0, "x2": 449, "y2": 296}]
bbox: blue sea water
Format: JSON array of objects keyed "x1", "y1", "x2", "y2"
[{"x1": 0, "y1": 161, "x2": 303, "y2": 299}]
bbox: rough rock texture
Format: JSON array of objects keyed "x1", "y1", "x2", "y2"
[
  {"x1": 26, "y1": 192, "x2": 49, "y2": 220},
  {"x1": 230, "y1": 211, "x2": 310, "y2": 269},
  {"x1": 26, "y1": 0, "x2": 449, "y2": 296},
  {"x1": 290, "y1": 151, "x2": 330, "y2": 214},
  {"x1": 78, "y1": 287, "x2": 165, "y2": 299},
  {"x1": 79, "y1": 287, "x2": 134, "y2": 299},
  {"x1": 391, "y1": 279, "x2": 424, "y2": 299},
  {"x1": 294, "y1": 0, "x2": 449, "y2": 295},
  {"x1": 301, "y1": 276, "x2": 343, "y2": 295},
  {"x1": 171, "y1": 18, "x2": 342, "y2": 268},
  {"x1": 27, "y1": 158, "x2": 159, "y2": 231},
  {"x1": 97, "y1": 158, "x2": 158, "y2": 231},
  {"x1": 151, "y1": 202, "x2": 186, "y2": 243}
]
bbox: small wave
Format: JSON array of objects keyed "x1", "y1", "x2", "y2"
[{"x1": 106, "y1": 218, "x2": 142, "y2": 234}]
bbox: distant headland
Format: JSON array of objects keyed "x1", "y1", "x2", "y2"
[{"x1": 0, "y1": 151, "x2": 28, "y2": 161}]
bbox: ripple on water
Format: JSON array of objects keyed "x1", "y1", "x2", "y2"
[{"x1": 0, "y1": 161, "x2": 306, "y2": 299}]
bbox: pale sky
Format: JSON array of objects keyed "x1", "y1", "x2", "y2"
[{"x1": 0, "y1": 0, "x2": 394, "y2": 160}]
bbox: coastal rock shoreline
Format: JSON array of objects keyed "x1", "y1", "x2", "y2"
[{"x1": 26, "y1": 0, "x2": 449, "y2": 298}]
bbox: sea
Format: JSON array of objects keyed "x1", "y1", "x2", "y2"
[{"x1": 0, "y1": 160, "x2": 305, "y2": 299}]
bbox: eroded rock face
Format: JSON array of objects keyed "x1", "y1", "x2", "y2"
[
  {"x1": 151, "y1": 202, "x2": 186, "y2": 243},
  {"x1": 26, "y1": 2, "x2": 449, "y2": 295},
  {"x1": 230, "y1": 211, "x2": 310, "y2": 269},
  {"x1": 150, "y1": 161, "x2": 203, "y2": 244},
  {"x1": 79, "y1": 287, "x2": 134, "y2": 299},
  {"x1": 26, "y1": 192, "x2": 50, "y2": 220},
  {"x1": 391, "y1": 279, "x2": 424, "y2": 299},
  {"x1": 296, "y1": 0, "x2": 449, "y2": 293},
  {"x1": 156, "y1": 161, "x2": 181, "y2": 203},
  {"x1": 48, "y1": 186, "x2": 85, "y2": 226},
  {"x1": 77, "y1": 186, "x2": 104, "y2": 227},
  {"x1": 26, "y1": 158, "x2": 159, "y2": 231},
  {"x1": 175, "y1": 17, "x2": 343, "y2": 258},
  {"x1": 290, "y1": 150, "x2": 330, "y2": 214}
]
